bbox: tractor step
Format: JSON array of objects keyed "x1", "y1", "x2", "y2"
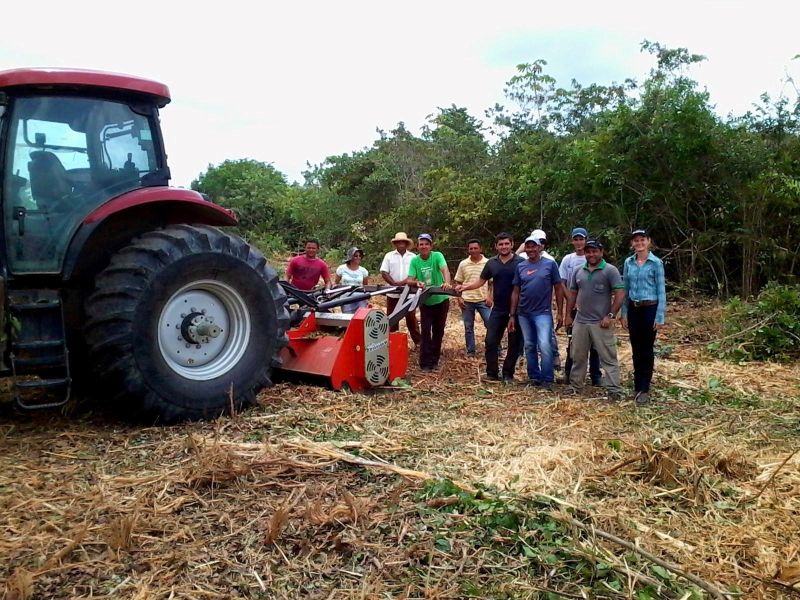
[
  {"x1": 14, "y1": 377, "x2": 72, "y2": 410},
  {"x1": 12, "y1": 354, "x2": 68, "y2": 368},
  {"x1": 16, "y1": 377, "x2": 71, "y2": 389},
  {"x1": 8, "y1": 290, "x2": 71, "y2": 409},
  {"x1": 12, "y1": 340, "x2": 64, "y2": 350},
  {"x1": 10, "y1": 301, "x2": 62, "y2": 311}
]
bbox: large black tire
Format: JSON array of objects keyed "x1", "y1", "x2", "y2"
[{"x1": 84, "y1": 224, "x2": 289, "y2": 423}]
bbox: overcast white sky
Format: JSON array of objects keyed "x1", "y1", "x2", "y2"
[{"x1": 2, "y1": 1, "x2": 798, "y2": 186}]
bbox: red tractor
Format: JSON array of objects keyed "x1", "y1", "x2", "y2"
[{"x1": 0, "y1": 68, "x2": 289, "y2": 422}]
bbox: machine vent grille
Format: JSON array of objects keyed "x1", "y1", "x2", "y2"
[
  {"x1": 365, "y1": 311, "x2": 389, "y2": 340},
  {"x1": 366, "y1": 354, "x2": 389, "y2": 385},
  {"x1": 363, "y1": 310, "x2": 390, "y2": 386}
]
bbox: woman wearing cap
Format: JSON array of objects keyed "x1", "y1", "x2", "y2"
[
  {"x1": 335, "y1": 247, "x2": 369, "y2": 314},
  {"x1": 621, "y1": 229, "x2": 667, "y2": 405}
]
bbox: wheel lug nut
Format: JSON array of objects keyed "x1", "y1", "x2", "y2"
[
  {"x1": 191, "y1": 307, "x2": 197, "y2": 312},
  {"x1": 180, "y1": 313, "x2": 186, "y2": 318},
  {"x1": 185, "y1": 343, "x2": 191, "y2": 348},
  {"x1": 201, "y1": 309, "x2": 206, "y2": 314},
  {"x1": 196, "y1": 344, "x2": 201, "y2": 349}
]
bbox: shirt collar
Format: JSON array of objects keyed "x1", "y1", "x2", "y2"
[
  {"x1": 582, "y1": 259, "x2": 607, "y2": 271},
  {"x1": 629, "y1": 252, "x2": 656, "y2": 263}
]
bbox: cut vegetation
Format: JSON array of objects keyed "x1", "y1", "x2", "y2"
[{"x1": 1, "y1": 301, "x2": 798, "y2": 599}]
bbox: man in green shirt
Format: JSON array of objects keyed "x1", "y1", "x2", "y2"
[{"x1": 407, "y1": 233, "x2": 452, "y2": 372}]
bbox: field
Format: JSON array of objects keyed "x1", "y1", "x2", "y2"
[{"x1": 1, "y1": 301, "x2": 798, "y2": 599}]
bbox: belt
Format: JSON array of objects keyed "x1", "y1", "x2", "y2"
[{"x1": 630, "y1": 299, "x2": 657, "y2": 307}]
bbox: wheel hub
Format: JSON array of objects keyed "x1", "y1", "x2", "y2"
[
  {"x1": 181, "y1": 312, "x2": 223, "y2": 344},
  {"x1": 157, "y1": 281, "x2": 251, "y2": 380}
]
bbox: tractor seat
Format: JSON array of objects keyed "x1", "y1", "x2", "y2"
[{"x1": 28, "y1": 150, "x2": 73, "y2": 212}]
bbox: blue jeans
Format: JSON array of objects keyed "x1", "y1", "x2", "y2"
[
  {"x1": 461, "y1": 301, "x2": 491, "y2": 353},
  {"x1": 518, "y1": 312, "x2": 555, "y2": 383}
]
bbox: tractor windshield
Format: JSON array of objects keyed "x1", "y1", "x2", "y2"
[{"x1": 2, "y1": 95, "x2": 164, "y2": 273}]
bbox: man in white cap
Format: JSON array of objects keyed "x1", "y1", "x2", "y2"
[
  {"x1": 516, "y1": 228, "x2": 562, "y2": 372},
  {"x1": 516, "y1": 229, "x2": 555, "y2": 260},
  {"x1": 380, "y1": 232, "x2": 421, "y2": 348},
  {"x1": 508, "y1": 234, "x2": 564, "y2": 389}
]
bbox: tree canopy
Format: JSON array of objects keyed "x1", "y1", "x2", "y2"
[{"x1": 192, "y1": 42, "x2": 800, "y2": 296}]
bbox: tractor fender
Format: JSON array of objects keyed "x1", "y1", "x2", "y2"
[
  {"x1": 63, "y1": 187, "x2": 238, "y2": 281},
  {"x1": 82, "y1": 187, "x2": 236, "y2": 225}
]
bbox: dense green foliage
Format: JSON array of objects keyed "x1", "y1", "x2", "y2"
[
  {"x1": 193, "y1": 42, "x2": 800, "y2": 294},
  {"x1": 191, "y1": 159, "x2": 305, "y2": 253},
  {"x1": 712, "y1": 282, "x2": 800, "y2": 362}
]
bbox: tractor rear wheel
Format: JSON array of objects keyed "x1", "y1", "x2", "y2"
[{"x1": 84, "y1": 224, "x2": 288, "y2": 423}]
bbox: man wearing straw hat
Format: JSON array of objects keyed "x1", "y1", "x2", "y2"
[{"x1": 380, "y1": 232, "x2": 421, "y2": 348}]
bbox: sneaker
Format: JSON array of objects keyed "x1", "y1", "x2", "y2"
[
  {"x1": 591, "y1": 377, "x2": 603, "y2": 387},
  {"x1": 539, "y1": 382, "x2": 554, "y2": 391},
  {"x1": 502, "y1": 376, "x2": 516, "y2": 385},
  {"x1": 420, "y1": 366, "x2": 434, "y2": 373},
  {"x1": 635, "y1": 391, "x2": 651, "y2": 405},
  {"x1": 466, "y1": 351, "x2": 477, "y2": 357},
  {"x1": 607, "y1": 392, "x2": 625, "y2": 402},
  {"x1": 485, "y1": 373, "x2": 501, "y2": 381}
]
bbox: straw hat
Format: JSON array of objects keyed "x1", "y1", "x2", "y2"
[{"x1": 391, "y1": 232, "x2": 413, "y2": 245}]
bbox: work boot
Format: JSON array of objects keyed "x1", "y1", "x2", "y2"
[{"x1": 635, "y1": 392, "x2": 651, "y2": 405}]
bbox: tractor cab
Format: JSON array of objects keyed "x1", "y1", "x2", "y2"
[{"x1": 0, "y1": 69, "x2": 170, "y2": 274}]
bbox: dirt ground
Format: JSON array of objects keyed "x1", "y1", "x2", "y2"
[{"x1": 1, "y1": 301, "x2": 798, "y2": 599}]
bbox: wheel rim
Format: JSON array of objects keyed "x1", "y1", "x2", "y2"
[{"x1": 157, "y1": 279, "x2": 252, "y2": 380}]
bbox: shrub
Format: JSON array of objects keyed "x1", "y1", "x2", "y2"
[{"x1": 712, "y1": 282, "x2": 800, "y2": 361}]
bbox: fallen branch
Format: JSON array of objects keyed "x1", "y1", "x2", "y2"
[{"x1": 559, "y1": 515, "x2": 730, "y2": 600}]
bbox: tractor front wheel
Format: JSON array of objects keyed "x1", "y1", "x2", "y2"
[{"x1": 84, "y1": 224, "x2": 288, "y2": 423}]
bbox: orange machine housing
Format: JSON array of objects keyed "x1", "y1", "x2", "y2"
[{"x1": 277, "y1": 307, "x2": 408, "y2": 391}]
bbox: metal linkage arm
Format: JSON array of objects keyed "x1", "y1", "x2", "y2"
[{"x1": 386, "y1": 285, "x2": 458, "y2": 328}]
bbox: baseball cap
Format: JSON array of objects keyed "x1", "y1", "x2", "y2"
[
  {"x1": 530, "y1": 228, "x2": 547, "y2": 240},
  {"x1": 584, "y1": 239, "x2": 603, "y2": 249},
  {"x1": 524, "y1": 235, "x2": 545, "y2": 246},
  {"x1": 570, "y1": 227, "x2": 588, "y2": 238},
  {"x1": 631, "y1": 228, "x2": 648, "y2": 238},
  {"x1": 418, "y1": 233, "x2": 433, "y2": 242}
]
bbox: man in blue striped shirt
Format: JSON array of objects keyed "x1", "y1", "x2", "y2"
[{"x1": 621, "y1": 229, "x2": 667, "y2": 404}]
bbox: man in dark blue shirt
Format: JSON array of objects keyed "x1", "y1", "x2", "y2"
[
  {"x1": 509, "y1": 235, "x2": 564, "y2": 388},
  {"x1": 456, "y1": 232, "x2": 523, "y2": 382}
]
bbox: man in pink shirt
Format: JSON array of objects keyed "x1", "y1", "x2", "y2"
[{"x1": 286, "y1": 239, "x2": 332, "y2": 290}]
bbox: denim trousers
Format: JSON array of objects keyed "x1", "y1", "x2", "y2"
[
  {"x1": 517, "y1": 312, "x2": 555, "y2": 383},
  {"x1": 461, "y1": 300, "x2": 491, "y2": 353}
]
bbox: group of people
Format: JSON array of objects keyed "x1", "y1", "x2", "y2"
[{"x1": 285, "y1": 227, "x2": 666, "y2": 404}]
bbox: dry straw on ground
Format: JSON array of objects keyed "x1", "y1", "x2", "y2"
[{"x1": 1, "y1": 300, "x2": 798, "y2": 598}]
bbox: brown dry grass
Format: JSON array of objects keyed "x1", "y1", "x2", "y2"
[{"x1": 0, "y1": 300, "x2": 798, "y2": 599}]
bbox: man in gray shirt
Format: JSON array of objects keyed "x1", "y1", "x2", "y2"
[{"x1": 565, "y1": 239, "x2": 626, "y2": 399}]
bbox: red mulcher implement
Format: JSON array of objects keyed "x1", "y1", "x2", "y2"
[{"x1": 277, "y1": 283, "x2": 453, "y2": 391}]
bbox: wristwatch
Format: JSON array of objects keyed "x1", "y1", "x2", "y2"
[{"x1": 607, "y1": 312, "x2": 615, "y2": 319}]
